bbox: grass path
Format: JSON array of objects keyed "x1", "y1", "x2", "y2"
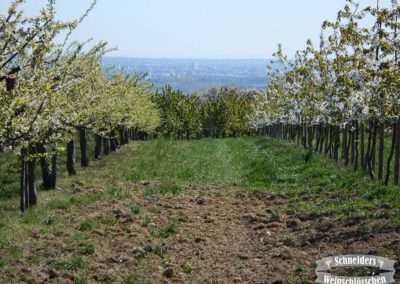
[{"x1": 0, "y1": 137, "x2": 399, "y2": 283}]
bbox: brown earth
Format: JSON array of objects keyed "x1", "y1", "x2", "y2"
[{"x1": 3, "y1": 185, "x2": 400, "y2": 284}]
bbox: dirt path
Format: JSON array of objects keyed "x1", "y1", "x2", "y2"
[{"x1": 6, "y1": 184, "x2": 399, "y2": 284}]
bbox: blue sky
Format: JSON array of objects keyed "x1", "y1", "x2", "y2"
[{"x1": 1, "y1": 0, "x2": 380, "y2": 59}]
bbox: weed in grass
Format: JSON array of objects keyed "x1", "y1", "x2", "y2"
[
  {"x1": 21, "y1": 210, "x2": 41, "y2": 225},
  {"x1": 285, "y1": 267, "x2": 313, "y2": 284},
  {"x1": 142, "y1": 215, "x2": 151, "y2": 227},
  {"x1": 130, "y1": 205, "x2": 141, "y2": 215},
  {"x1": 7, "y1": 245, "x2": 22, "y2": 260},
  {"x1": 69, "y1": 192, "x2": 104, "y2": 207},
  {"x1": 72, "y1": 232, "x2": 89, "y2": 241},
  {"x1": 78, "y1": 243, "x2": 95, "y2": 256},
  {"x1": 152, "y1": 223, "x2": 177, "y2": 239},
  {"x1": 78, "y1": 220, "x2": 96, "y2": 232},
  {"x1": 152, "y1": 244, "x2": 166, "y2": 257},
  {"x1": 42, "y1": 214, "x2": 57, "y2": 226},
  {"x1": 0, "y1": 237, "x2": 9, "y2": 249},
  {"x1": 121, "y1": 277, "x2": 143, "y2": 284},
  {"x1": 74, "y1": 276, "x2": 88, "y2": 284},
  {"x1": 49, "y1": 256, "x2": 84, "y2": 272},
  {"x1": 48, "y1": 199, "x2": 70, "y2": 210},
  {"x1": 269, "y1": 210, "x2": 282, "y2": 222},
  {"x1": 181, "y1": 262, "x2": 193, "y2": 274},
  {"x1": 107, "y1": 186, "x2": 130, "y2": 200},
  {"x1": 98, "y1": 215, "x2": 117, "y2": 226},
  {"x1": 144, "y1": 183, "x2": 182, "y2": 196}
]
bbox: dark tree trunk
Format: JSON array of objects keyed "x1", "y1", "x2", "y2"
[
  {"x1": 67, "y1": 140, "x2": 76, "y2": 176},
  {"x1": 371, "y1": 122, "x2": 377, "y2": 177},
  {"x1": 38, "y1": 145, "x2": 57, "y2": 190},
  {"x1": 119, "y1": 128, "x2": 125, "y2": 146},
  {"x1": 394, "y1": 119, "x2": 400, "y2": 185},
  {"x1": 354, "y1": 121, "x2": 359, "y2": 171},
  {"x1": 334, "y1": 125, "x2": 340, "y2": 162},
  {"x1": 378, "y1": 122, "x2": 385, "y2": 181},
  {"x1": 324, "y1": 125, "x2": 330, "y2": 155},
  {"x1": 350, "y1": 121, "x2": 355, "y2": 166},
  {"x1": 344, "y1": 124, "x2": 350, "y2": 166},
  {"x1": 361, "y1": 123, "x2": 365, "y2": 171},
  {"x1": 28, "y1": 158, "x2": 36, "y2": 205},
  {"x1": 20, "y1": 154, "x2": 27, "y2": 212},
  {"x1": 110, "y1": 139, "x2": 117, "y2": 152},
  {"x1": 51, "y1": 154, "x2": 57, "y2": 187},
  {"x1": 94, "y1": 134, "x2": 102, "y2": 159},
  {"x1": 319, "y1": 124, "x2": 325, "y2": 153},
  {"x1": 366, "y1": 121, "x2": 373, "y2": 178},
  {"x1": 125, "y1": 128, "x2": 130, "y2": 144},
  {"x1": 39, "y1": 147, "x2": 51, "y2": 188},
  {"x1": 385, "y1": 121, "x2": 396, "y2": 185},
  {"x1": 103, "y1": 138, "x2": 110, "y2": 156},
  {"x1": 366, "y1": 121, "x2": 377, "y2": 179},
  {"x1": 110, "y1": 130, "x2": 119, "y2": 152},
  {"x1": 79, "y1": 127, "x2": 89, "y2": 168},
  {"x1": 20, "y1": 148, "x2": 37, "y2": 212}
]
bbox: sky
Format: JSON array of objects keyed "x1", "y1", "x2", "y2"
[{"x1": 0, "y1": 0, "x2": 383, "y2": 59}]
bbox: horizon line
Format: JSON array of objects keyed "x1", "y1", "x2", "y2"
[{"x1": 103, "y1": 55, "x2": 271, "y2": 61}]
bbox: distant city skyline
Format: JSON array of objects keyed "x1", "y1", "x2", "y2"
[
  {"x1": 0, "y1": 0, "x2": 382, "y2": 59},
  {"x1": 102, "y1": 57, "x2": 269, "y2": 93}
]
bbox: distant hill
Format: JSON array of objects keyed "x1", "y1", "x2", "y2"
[{"x1": 102, "y1": 57, "x2": 272, "y2": 93}]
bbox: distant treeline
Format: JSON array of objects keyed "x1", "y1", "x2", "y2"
[{"x1": 153, "y1": 86, "x2": 262, "y2": 139}]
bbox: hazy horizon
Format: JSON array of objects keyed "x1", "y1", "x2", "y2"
[
  {"x1": 104, "y1": 56, "x2": 270, "y2": 60},
  {"x1": 102, "y1": 57, "x2": 269, "y2": 93}
]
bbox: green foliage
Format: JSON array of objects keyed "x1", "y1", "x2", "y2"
[
  {"x1": 154, "y1": 86, "x2": 261, "y2": 139},
  {"x1": 0, "y1": 152, "x2": 19, "y2": 199}
]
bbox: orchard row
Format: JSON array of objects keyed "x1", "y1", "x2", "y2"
[{"x1": 256, "y1": 0, "x2": 400, "y2": 185}]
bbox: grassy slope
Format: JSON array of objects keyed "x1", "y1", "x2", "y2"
[
  {"x1": 0, "y1": 137, "x2": 399, "y2": 282},
  {"x1": 127, "y1": 137, "x2": 400, "y2": 224}
]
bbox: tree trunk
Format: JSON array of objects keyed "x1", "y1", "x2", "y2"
[
  {"x1": 360, "y1": 123, "x2": 365, "y2": 171},
  {"x1": 20, "y1": 148, "x2": 37, "y2": 212},
  {"x1": 385, "y1": 121, "x2": 396, "y2": 185},
  {"x1": 103, "y1": 137, "x2": 110, "y2": 156},
  {"x1": 344, "y1": 124, "x2": 349, "y2": 166},
  {"x1": 354, "y1": 121, "x2": 359, "y2": 171},
  {"x1": 394, "y1": 119, "x2": 400, "y2": 185},
  {"x1": 366, "y1": 120, "x2": 377, "y2": 179},
  {"x1": 94, "y1": 135, "x2": 102, "y2": 159},
  {"x1": 79, "y1": 127, "x2": 89, "y2": 168},
  {"x1": 366, "y1": 121, "x2": 373, "y2": 178},
  {"x1": 20, "y1": 154, "x2": 27, "y2": 212},
  {"x1": 67, "y1": 140, "x2": 76, "y2": 176},
  {"x1": 50, "y1": 154, "x2": 57, "y2": 189},
  {"x1": 334, "y1": 125, "x2": 340, "y2": 163},
  {"x1": 38, "y1": 145, "x2": 57, "y2": 190},
  {"x1": 39, "y1": 147, "x2": 51, "y2": 189},
  {"x1": 378, "y1": 121, "x2": 385, "y2": 181}
]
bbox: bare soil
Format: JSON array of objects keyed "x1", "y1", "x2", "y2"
[{"x1": 4, "y1": 184, "x2": 400, "y2": 284}]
